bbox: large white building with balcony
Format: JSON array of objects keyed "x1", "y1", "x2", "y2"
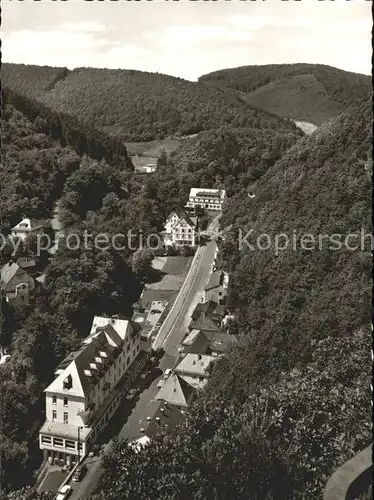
[
  {"x1": 39, "y1": 316, "x2": 147, "y2": 466},
  {"x1": 185, "y1": 188, "x2": 227, "y2": 212}
]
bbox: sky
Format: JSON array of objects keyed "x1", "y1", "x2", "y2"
[{"x1": 1, "y1": 0, "x2": 371, "y2": 81}]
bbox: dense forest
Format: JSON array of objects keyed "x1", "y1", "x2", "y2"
[
  {"x1": 2, "y1": 63, "x2": 299, "y2": 141},
  {"x1": 199, "y1": 63, "x2": 371, "y2": 125},
  {"x1": 0, "y1": 106, "x2": 143, "y2": 492},
  {"x1": 0, "y1": 105, "x2": 81, "y2": 231},
  {"x1": 89, "y1": 101, "x2": 371, "y2": 499}
]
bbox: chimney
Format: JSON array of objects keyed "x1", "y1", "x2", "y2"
[
  {"x1": 160, "y1": 408, "x2": 165, "y2": 413},
  {"x1": 156, "y1": 417, "x2": 160, "y2": 423},
  {"x1": 197, "y1": 354, "x2": 202, "y2": 360}
]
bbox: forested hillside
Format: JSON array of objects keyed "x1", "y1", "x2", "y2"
[
  {"x1": 199, "y1": 64, "x2": 371, "y2": 125},
  {"x1": 1, "y1": 105, "x2": 81, "y2": 230},
  {"x1": 152, "y1": 125, "x2": 302, "y2": 214},
  {"x1": 0, "y1": 106, "x2": 142, "y2": 492},
  {"x1": 91, "y1": 100, "x2": 371, "y2": 499},
  {"x1": 2, "y1": 63, "x2": 299, "y2": 141}
]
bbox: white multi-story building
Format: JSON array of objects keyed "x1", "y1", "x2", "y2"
[
  {"x1": 163, "y1": 212, "x2": 197, "y2": 247},
  {"x1": 185, "y1": 188, "x2": 227, "y2": 212},
  {"x1": 39, "y1": 316, "x2": 146, "y2": 466}
]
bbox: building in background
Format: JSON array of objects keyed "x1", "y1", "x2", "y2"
[
  {"x1": 10, "y1": 218, "x2": 46, "y2": 241},
  {"x1": 185, "y1": 188, "x2": 227, "y2": 212},
  {"x1": 204, "y1": 270, "x2": 229, "y2": 305},
  {"x1": 0, "y1": 261, "x2": 35, "y2": 305},
  {"x1": 163, "y1": 212, "x2": 198, "y2": 247}
]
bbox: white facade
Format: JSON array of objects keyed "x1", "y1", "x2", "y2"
[
  {"x1": 164, "y1": 213, "x2": 197, "y2": 247},
  {"x1": 185, "y1": 188, "x2": 227, "y2": 212},
  {"x1": 11, "y1": 218, "x2": 43, "y2": 240},
  {"x1": 39, "y1": 316, "x2": 143, "y2": 465}
]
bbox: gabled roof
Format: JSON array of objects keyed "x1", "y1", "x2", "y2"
[
  {"x1": 155, "y1": 373, "x2": 196, "y2": 407},
  {"x1": 171, "y1": 213, "x2": 196, "y2": 230},
  {"x1": 0, "y1": 262, "x2": 23, "y2": 286},
  {"x1": 11, "y1": 218, "x2": 46, "y2": 232},
  {"x1": 90, "y1": 316, "x2": 132, "y2": 342},
  {"x1": 166, "y1": 211, "x2": 180, "y2": 221},
  {"x1": 136, "y1": 400, "x2": 186, "y2": 439},
  {"x1": 191, "y1": 300, "x2": 219, "y2": 320},
  {"x1": 182, "y1": 330, "x2": 210, "y2": 355},
  {"x1": 175, "y1": 353, "x2": 215, "y2": 377},
  {"x1": 205, "y1": 270, "x2": 224, "y2": 291},
  {"x1": 46, "y1": 323, "x2": 122, "y2": 398},
  {"x1": 189, "y1": 315, "x2": 224, "y2": 334},
  {"x1": 17, "y1": 258, "x2": 37, "y2": 269},
  {"x1": 205, "y1": 333, "x2": 239, "y2": 354}
]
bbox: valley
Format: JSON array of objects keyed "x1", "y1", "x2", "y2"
[{"x1": 0, "y1": 60, "x2": 371, "y2": 500}]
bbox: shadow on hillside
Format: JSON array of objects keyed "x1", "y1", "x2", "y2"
[{"x1": 144, "y1": 268, "x2": 166, "y2": 285}]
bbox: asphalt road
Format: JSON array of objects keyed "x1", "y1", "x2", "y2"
[{"x1": 64, "y1": 218, "x2": 219, "y2": 500}]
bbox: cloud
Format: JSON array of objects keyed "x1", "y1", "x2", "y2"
[
  {"x1": 144, "y1": 25, "x2": 255, "y2": 46},
  {"x1": 60, "y1": 21, "x2": 108, "y2": 33},
  {"x1": 2, "y1": 30, "x2": 117, "y2": 69},
  {"x1": 2, "y1": 0, "x2": 371, "y2": 80}
]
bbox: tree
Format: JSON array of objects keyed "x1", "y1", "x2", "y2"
[{"x1": 131, "y1": 248, "x2": 154, "y2": 280}]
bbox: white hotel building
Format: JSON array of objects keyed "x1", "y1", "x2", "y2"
[
  {"x1": 185, "y1": 188, "x2": 227, "y2": 212},
  {"x1": 39, "y1": 316, "x2": 148, "y2": 466}
]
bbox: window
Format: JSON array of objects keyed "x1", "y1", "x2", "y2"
[
  {"x1": 78, "y1": 443, "x2": 83, "y2": 451},
  {"x1": 65, "y1": 440, "x2": 75, "y2": 450},
  {"x1": 53, "y1": 437, "x2": 63, "y2": 447},
  {"x1": 63, "y1": 412, "x2": 68, "y2": 424},
  {"x1": 63, "y1": 375, "x2": 72, "y2": 390},
  {"x1": 63, "y1": 397, "x2": 68, "y2": 407},
  {"x1": 52, "y1": 410, "x2": 57, "y2": 420},
  {"x1": 52, "y1": 395, "x2": 57, "y2": 405},
  {"x1": 41, "y1": 435, "x2": 51, "y2": 444}
]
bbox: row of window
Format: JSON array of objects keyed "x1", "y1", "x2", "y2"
[
  {"x1": 52, "y1": 395, "x2": 68, "y2": 406},
  {"x1": 52, "y1": 410, "x2": 69, "y2": 424},
  {"x1": 41, "y1": 435, "x2": 83, "y2": 450}
]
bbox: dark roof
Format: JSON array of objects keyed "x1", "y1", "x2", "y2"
[
  {"x1": 0, "y1": 262, "x2": 23, "y2": 286},
  {"x1": 205, "y1": 271, "x2": 224, "y2": 291},
  {"x1": 191, "y1": 300, "x2": 219, "y2": 320},
  {"x1": 189, "y1": 315, "x2": 224, "y2": 334},
  {"x1": 214, "y1": 304, "x2": 226, "y2": 318},
  {"x1": 183, "y1": 330, "x2": 211, "y2": 355},
  {"x1": 204, "y1": 333, "x2": 238, "y2": 353},
  {"x1": 57, "y1": 328, "x2": 120, "y2": 396},
  {"x1": 140, "y1": 400, "x2": 186, "y2": 439},
  {"x1": 195, "y1": 191, "x2": 221, "y2": 198}
]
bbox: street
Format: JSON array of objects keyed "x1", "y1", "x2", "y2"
[{"x1": 51, "y1": 217, "x2": 219, "y2": 500}]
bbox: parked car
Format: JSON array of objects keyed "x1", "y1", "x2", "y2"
[
  {"x1": 56, "y1": 485, "x2": 72, "y2": 500},
  {"x1": 157, "y1": 379, "x2": 165, "y2": 388},
  {"x1": 163, "y1": 368, "x2": 172, "y2": 379},
  {"x1": 126, "y1": 388, "x2": 139, "y2": 401},
  {"x1": 72, "y1": 464, "x2": 87, "y2": 482}
]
